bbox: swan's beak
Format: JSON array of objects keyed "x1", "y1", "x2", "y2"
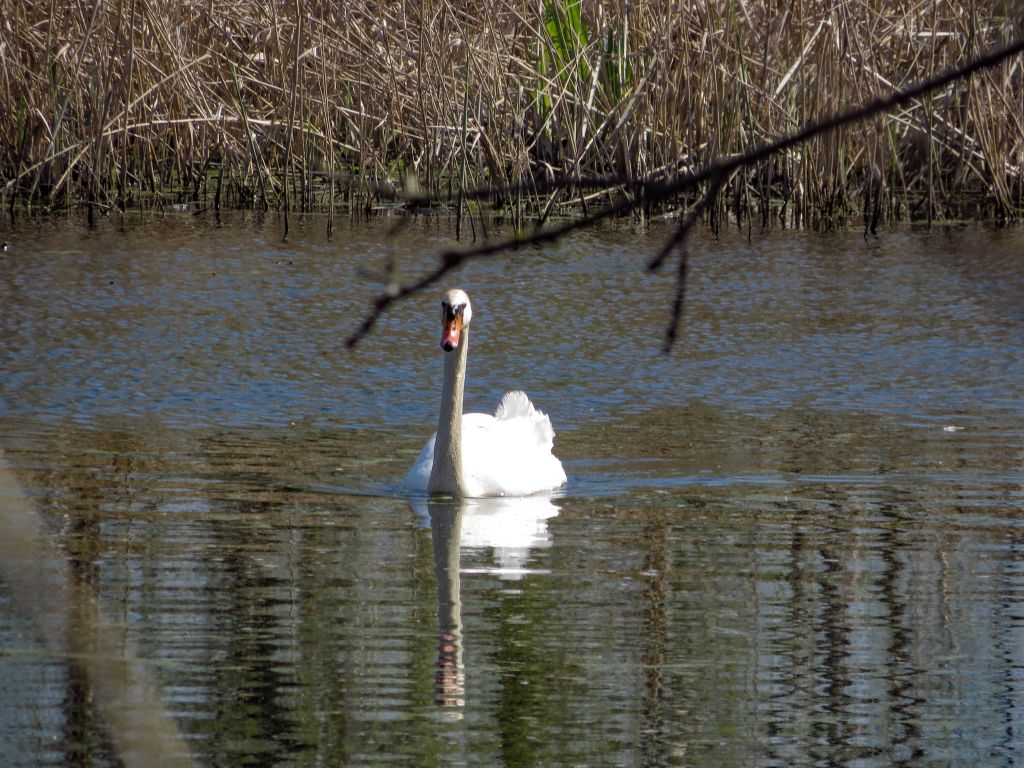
[{"x1": 440, "y1": 312, "x2": 462, "y2": 351}]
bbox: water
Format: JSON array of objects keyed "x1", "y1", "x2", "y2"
[{"x1": 1, "y1": 214, "x2": 1023, "y2": 766}]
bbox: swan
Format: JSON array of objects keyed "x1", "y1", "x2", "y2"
[{"x1": 406, "y1": 288, "x2": 567, "y2": 497}]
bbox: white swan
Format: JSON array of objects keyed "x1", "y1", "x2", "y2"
[{"x1": 406, "y1": 289, "x2": 567, "y2": 497}]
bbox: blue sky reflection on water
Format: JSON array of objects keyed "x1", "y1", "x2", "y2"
[{"x1": 1, "y1": 216, "x2": 1022, "y2": 431}]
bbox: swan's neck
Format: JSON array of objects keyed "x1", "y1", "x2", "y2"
[{"x1": 428, "y1": 329, "x2": 469, "y2": 495}]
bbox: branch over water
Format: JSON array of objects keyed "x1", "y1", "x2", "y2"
[{"x1": 347, "y1": 33, "x2": 1024, "y2": 353}]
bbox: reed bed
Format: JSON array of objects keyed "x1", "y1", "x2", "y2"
[{"x1": 1, "y1": 0, "x2": 1022, "y2": 226}]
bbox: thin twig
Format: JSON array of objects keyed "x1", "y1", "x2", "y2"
[
  {"x1": 647, "y1": 170, "x2": 727, "y2": 273},
  {"x1": 652, "y1": 170, "x2": 727, "y2": 354},
  {"x1": 662, "y1": 244, "x2": 689, "y2": 357}
]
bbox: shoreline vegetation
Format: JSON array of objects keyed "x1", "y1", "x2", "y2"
[{"x1": 1, "y1": 1, "x2": 1023, "y2": 229}]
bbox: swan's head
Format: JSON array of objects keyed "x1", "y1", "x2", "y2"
[{"x1": 439, "y1": 289, "x2": 472, "y2": 351}]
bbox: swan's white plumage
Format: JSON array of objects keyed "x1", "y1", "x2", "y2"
[
  {"x1": 406, "y1": 289, "x2": 566, "y2": 498},
  {"x1": 406, "y1": 390, "x2": 567, "y2": 497}
]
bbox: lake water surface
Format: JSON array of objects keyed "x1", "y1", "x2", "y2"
[{"x1": 1, "y1": 214, "x2": 1022, "y2": 766}]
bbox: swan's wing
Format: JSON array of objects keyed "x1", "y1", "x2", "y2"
[
  {"x1": 460, "y1": 392, "x2": 566, "y2": 496},
  {"x1": 493, "y1": 390, "x2": 555, "y2": 451},
  {"x1": 405, "y1": 432, "x2": 436, "y2": 492}
]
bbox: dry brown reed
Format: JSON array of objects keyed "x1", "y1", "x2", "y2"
[{"x1": 1, "y1": 0, "x2": 1022, "y2": 225}]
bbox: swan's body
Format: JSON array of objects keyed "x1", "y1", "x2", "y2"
[
  {"x1": 406, "y1": 289, "x2": 567, "y2": 497},
  {"x1": 407, "y1": 390, "x2": 566, "y2": 497}
]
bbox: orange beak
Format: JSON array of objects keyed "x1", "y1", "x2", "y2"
[{"x1": 440, "y1": 312, "x2": 462, "y2": 351}]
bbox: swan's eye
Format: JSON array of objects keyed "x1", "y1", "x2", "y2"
[{"x1": 441, "y1": 302, "x2": 464, "y2": 322}]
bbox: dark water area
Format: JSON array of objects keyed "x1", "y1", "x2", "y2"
[{"x1": 0, "y1": 213, "x2": 1022, "y2": 766}]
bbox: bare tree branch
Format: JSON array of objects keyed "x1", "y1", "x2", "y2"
[{"x1": 346, "y1": 34, "x2": 1024, "y2": 350}]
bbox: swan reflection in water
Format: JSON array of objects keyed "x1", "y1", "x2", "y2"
[{"x1": 412, "y1": 495, "x2": 561, "y2": 710}]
